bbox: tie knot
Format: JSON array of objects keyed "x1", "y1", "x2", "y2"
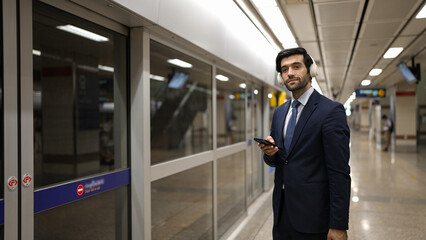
[{"x1": 292, "y1": 100, "x2": 301, "y2": 109}]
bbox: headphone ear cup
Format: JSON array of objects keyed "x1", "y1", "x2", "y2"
[
  {"x1": 309, "y1": 56, "x2": 318, "y2": 78},
  {"x1": 277, "y1": 73, "x2": 284, "y2": 85}
]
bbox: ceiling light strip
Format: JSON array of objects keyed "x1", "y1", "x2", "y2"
[
  {"x1": 57, "y1": 25, "x2": 109, "y2": 42},
  {"x1": 235, "y1": 0, "x2": 281, "y2": 51}
]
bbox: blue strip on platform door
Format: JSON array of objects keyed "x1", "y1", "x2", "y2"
[
  {"x1": 34, "y1": 169, "x2": 130, "y2": 214},
  {"x1": 0, "y1": 199, "x2": 3, "y2": 225}
]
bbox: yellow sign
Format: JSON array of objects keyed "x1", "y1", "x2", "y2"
[
  {"x1": 278, "y1": 92, "x2": 286, "y2": 106},
  {"x1": 270, "y1": 92, "x2": 276, "y2": 108}
]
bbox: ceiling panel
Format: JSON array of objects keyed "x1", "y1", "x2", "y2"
[
  {"x1": 321, "y1": 40, "x2": 353, "y2": 52},
  {"x1": 376, "y1": 58, "x2": 394, "y2": 69},
  {"x1": 360, "y1": 21, "x2": 403, "y2": 39},
  {"x1": 318, "y1": 25, "x2": 357, "y2": 40},
  {"x1": 284, "y1": 4, "x2": 317, "y2": 42},
  {"x1": 348, "y1": 65, "x2": 371, "y2": 77},
  {"x1": 328, "y1": 77, "x2": 345, "y2": 89},
  {"x1": 392, "y1": 36, "x2": 416, "y2": 48},
  {"x1": 315, "y1": 1, "x2": 361, "y2": 25},
  {"x1": 346, "y1": 72, "x2": 365, "y2": 82},
  {"x1": 323, "y1": 51, "x2": 350, "y2": 66},
  {"x1": 299, "y1": 41, "x2": 321, "y2": 61},
  {"x1": 325, "y1": 66, "x2": 346, "y2": 78},
  {"x1": 400, "y1": 18, "x2": 426, "y2": 36},
  {"x1": 398, "y1": 34, "x2": 426, "y2": 61},
  {"x1": 365, "y1": 0, "x2": 419, "y2": 21},
  {"x1": 354, "y1": 38, "x2": 390, "y2": 56}
]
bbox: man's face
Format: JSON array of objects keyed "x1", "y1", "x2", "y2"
[{"x1": 280, "y1": 54, "x2": 311, "y2": 92}]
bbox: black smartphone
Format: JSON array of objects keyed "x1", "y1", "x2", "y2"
[{"x1": 253, "y1": 138, "x2": 278, "y2": 148}]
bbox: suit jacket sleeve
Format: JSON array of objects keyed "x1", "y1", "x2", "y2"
[
  {"x1": 263, "y1": 106, "x2": 282, "y2": 167},
  {"x1": 263, "y1": 152, "x2": 278, "y2": 167},
  {"x1": 322, "y1": 104, "x2": 351, "y2": 230}
]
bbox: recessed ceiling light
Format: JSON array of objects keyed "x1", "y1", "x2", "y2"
[
  {"x1": 361, "y1": 79, "x2": 371, "y2": 86},
  {"x1": 251, "y1": 0, "x2": 277, "y2": 7},
  {"x1": 252, "y1": 1, "x2": 298, "y2": 49},
  {"x1": 98, "y1": 65, "x2": 114, "y2": 72},
  {"x1": 254, "y1": 89, "x2": 259, "y2": 95},
  {"x1": 416, "y1": 4, "x2": 426, "y2": 18},
  {"x1": 150, "y1": 74, "x2": 166, "y2": 81},
  {"x1": 167, "y1": 58, "x2": 193, "y2": 68},
  {"x1": 235, "y1": 0, "x2": 281, "y2": 51},
  {"x1": 57, "y1": 25, "x2": 109, "y2": 42},
  {"x1": 369, "y1": 68, "x2": 382, "y2": 76},
  {"x1": 215, "y1": 74, "x2": 229, "y2": 81},
  {"x1": 32, "y1": 49, "x2": 41, "y2": 56},
  {"x1": 383, "y1": 47, "x2": 403, "y2": 59},
  {"x1": 239, "y1": 83, "x2": 246, "y2": 89}
]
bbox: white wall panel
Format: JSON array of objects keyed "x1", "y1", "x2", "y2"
[
  {"x1": 113, "y1": 0, "x2": 160, "y2": 22},
  {"x1": 113, "y1": 0, "x2": 277, "y2": 86}
]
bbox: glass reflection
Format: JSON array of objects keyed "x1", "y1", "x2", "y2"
[
  {"x1": 216, "y1": 69, "x2": 246, "y2": 147},
  {"x1": 33, "y1": 3, "x2": 128, "y2": 187},
  {"x1": 34, "y1": 186, "x2": 128, "y2": 240},
  {"x1": 217, "y1": 151, "x2": 245, "y2": 237},
  {"x1": 151, "y1": 163, "x2": 213, "y2": 240},
  {"x1": 150, "y1": 40, "x2": 213, "y2": 164}
]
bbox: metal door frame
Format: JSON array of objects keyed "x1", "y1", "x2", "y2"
[
  {"x1": 11, "y1": 0, "x2": 133, "y2": 239},
  {"x1": 3, "y1": 0, "x2": 20, "y2": 239}
]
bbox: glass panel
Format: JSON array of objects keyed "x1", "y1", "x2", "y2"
[
  {"x1": 33, "y1": 2, "x2": 128, "y2": 187},
  {"x1": 34, "y1": 186, "x2": 128, "y2": 240},
  {"x1": 151, "y1": 163, "x2": 213, "y2": 240},
  {"x1": 417, "y1": 79, "x2": 426, "y2": 147},
  {"x1": 150, "y1": 40, "x2": 212, "y2": 164},
  {"x1": 217, "y1": 151, "x2": 245, "y2": 237},
  {"x1": 216, "y1": 69, "x2": 246, "y2": 147}
]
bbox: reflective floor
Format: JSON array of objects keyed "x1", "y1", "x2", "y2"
[{"x1": 229, "y1": 131, "x2": 426, "y2": 240}]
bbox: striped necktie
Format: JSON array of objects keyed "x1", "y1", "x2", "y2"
[{"x1": 284, "y1": 100, "x2": 301, "y2": 152}]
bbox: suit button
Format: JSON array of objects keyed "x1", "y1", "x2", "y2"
[{"x1": 285, "y1": 160, "x2": 288, "y2": 165}]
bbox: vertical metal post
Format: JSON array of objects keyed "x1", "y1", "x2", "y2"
[
  {"x1": 130, "y1": 27, "x2": 151, "y2": 240},
  {"x1": 212, "y1": 66, "x2": 217, "y2": 240},
  {"x1": 262, "y1": 88, "x2": 271, "y2": 191},
  {"x1": 20, "y1": 0, "x2": 34, "y2": 239},
  {"x1": 3, "y1": 0, "x2": 19, "y2": 239}
]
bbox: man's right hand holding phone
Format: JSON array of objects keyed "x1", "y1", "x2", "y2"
[{"x1": 258, "y1": 136, "x2": 279, "y2": 156}]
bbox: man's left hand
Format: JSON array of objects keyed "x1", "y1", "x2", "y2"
[{"x1": 327, "y1": 228, "x2": 347, "y2": 240}]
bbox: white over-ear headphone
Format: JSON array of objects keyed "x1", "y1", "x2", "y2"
[
  {"x1": 309, "y1": 55, "x2": 318, "y2": 78},
  {"x1": 277, "y1": 55, "x2": 318, "y2": 85}
]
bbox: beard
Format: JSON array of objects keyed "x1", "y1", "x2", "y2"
[{"x1": 284, "y1": 73, "x2": 310, "y2": 92}]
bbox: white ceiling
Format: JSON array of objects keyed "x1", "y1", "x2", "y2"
[{"x1": 262, "y1": 0, "x2": 426, "y2": 103}]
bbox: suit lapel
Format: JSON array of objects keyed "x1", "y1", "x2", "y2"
[{"x1": 287, "y1": 90, "x2": 320, "y2": 154}]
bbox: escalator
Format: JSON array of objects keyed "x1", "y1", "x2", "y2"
[{"x1": 151, "y1": 82, "x2": 207, "y2": 149}]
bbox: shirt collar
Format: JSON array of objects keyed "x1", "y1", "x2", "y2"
[{"x1": 292, "y1": 87, "x2": 314, "y2": 106}]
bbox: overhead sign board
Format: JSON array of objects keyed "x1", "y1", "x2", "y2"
[{"x1": 355, "y1": 88, "x2": 386, "y2": 98}]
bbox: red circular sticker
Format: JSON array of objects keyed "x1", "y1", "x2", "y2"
[{"x1": 77, "y1": 184, "x2": 84, "y2": 196}]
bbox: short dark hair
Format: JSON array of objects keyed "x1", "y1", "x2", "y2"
[
  {"x1": 275, "y1": 47, "x2": 313, "y2": 74},
  {"x1": 382, "y1": 114, "x2": 388, "y2": 119}
]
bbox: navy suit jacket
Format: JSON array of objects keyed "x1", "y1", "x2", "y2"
[{"x1": 264, "y1": 90, "x2": 350, "y2": 233}]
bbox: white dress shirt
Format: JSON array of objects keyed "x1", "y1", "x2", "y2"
[{"x1": 283, "y1": 87, "x2": 315, "y2": 138}]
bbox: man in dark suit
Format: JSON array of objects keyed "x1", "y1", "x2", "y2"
[{"x1": 258, "y1": 47, "x2": 350, "y2": 240}]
